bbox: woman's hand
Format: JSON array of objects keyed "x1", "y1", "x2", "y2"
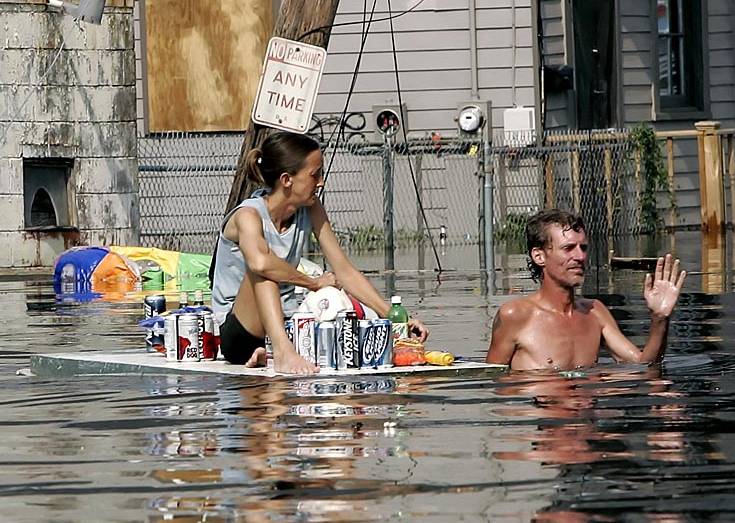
[
  {"x1": 408, "y1": 318, "x2": 430, "y2": 342},
  {"x1": 312, "y1": 271, "x2": 339, "y2": 291}
]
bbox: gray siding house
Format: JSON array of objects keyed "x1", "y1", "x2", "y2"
[
  {"x1": 131, "y1": 0, "x2": 735, "y2": 232},
  {"x1": 309, "y1": 0, "x2": 735, "y2": 227},
  {"x1": 315, "y1": 0, "x2": 538, "y2": 138},
  {"x1": 540, "y1": 0, "x2": 735, "y2": 226}
]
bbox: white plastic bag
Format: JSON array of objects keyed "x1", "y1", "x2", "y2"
[{"x1": 298, "y1": 286, "x2": 353, "y2": 321}]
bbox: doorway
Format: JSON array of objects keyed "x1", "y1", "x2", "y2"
[{"x1": 572, "y1": 0, "x2": 617, "y2": 129}]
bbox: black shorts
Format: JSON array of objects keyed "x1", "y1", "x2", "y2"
[{"x1": 219, "y1": 312, "x2": 265, "y2": 365}]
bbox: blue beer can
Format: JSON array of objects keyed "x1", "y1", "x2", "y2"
[
  {"x1": 358, "y1": 319, "x2": 374, "y2": 368},
  {"x1": 370, "y1": 319, "x2": 393, "y2": 368},
  {"x1": 144, "y1": 294, "x2": 166, "y2": 352}
]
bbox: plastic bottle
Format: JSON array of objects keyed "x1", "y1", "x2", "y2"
[
  {"x1": 424, "y1": 351, "x2": 455, "y2": 366},
  {"x1": 387, "y1": 295, "x2": 409, "y2": 341},
  {"x1": 142, "y1": 266, "x2": 164, "y2": 291}
]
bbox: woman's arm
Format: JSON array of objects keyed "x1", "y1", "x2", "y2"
[
  {"x1": 234, "y1": 207, "x2": 335, "y2": 291},
  {"x1": 309, "y1": 202, "x2": 389, "y2": 316},
  {"x1": 309, "y1": 202, "x2": 429, "y2": 341}
]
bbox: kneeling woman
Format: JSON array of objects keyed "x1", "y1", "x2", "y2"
[{"x1": 211, "y1": 132, "x2": 429, "y2": 375}]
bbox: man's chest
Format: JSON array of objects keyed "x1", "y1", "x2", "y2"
[{"x1": 515, "y1": 312, "x2": 603, "y2": 367}]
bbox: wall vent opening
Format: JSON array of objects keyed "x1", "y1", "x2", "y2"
[{"x1": 23, "y1": 159, "x2": 73, "y2": 229}]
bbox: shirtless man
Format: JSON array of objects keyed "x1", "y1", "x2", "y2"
[{"x1": 485, "y1": 209, "x2": 687, "y2": 371}]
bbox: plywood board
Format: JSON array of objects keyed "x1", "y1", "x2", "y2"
[
  {"x1": 144, "y1": 0, "x2": 273, "y2": 132},
  {"x1": 30, "y1": 350, "x2": 508, "y2": 378}
]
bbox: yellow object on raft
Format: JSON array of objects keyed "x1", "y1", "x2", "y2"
[{"x1": 424, "y1": 351, "x2": 455, "y2": 366}]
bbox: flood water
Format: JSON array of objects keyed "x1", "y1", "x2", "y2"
[{"x1": 3, "y1": 232, "x2": 735, "y2": 522}]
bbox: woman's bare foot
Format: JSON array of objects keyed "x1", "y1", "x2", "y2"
[
  {"x1": 273, "y1": 344, "x2": 319, "y2": 375},
  {"x1": 244, "y1": 347, "x2": 267, "y2": 368}
]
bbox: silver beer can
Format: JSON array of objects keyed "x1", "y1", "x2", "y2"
[
  {"x1": 177, "y1": 313, "x2": 200, "y2": 362},
  {"x1": 292, "y1": 313, "x2": 316, "y2": 364},
  {"x1": 164, "y1": 313, "x2": 179, "y2": 362},
  {"x1": 315, "y1": 321, "x2": 337, "y2": 369},
  {"x1": 264, "y1": 334, "x2": 273, "y2": 361}
]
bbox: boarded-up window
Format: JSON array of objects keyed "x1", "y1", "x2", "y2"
[{"x1": 144, "y1": 0, "x2": 274, "y2": 132}]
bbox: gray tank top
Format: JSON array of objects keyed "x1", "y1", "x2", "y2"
[{"x1": 211, "y1": 191, "x2": 311, "y2": 321}]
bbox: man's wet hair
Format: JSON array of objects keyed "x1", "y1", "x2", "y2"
[{"x1": 526, "y1": 209, "x2": 585, "y2": 282}]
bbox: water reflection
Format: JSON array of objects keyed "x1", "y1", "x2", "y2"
[
  {"x1": 4, "y1": 251, "x2": 735, "y2": 521},
  {"x1": 489, "y1": 362, "x2": 731, "y2": 520}
]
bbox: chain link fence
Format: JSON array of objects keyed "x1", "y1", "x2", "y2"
[
  {"x1": 137, "y1": 132, "x2": 242, "y2": 254},
  {"x1": 319, "y1": 138, "x2": 483, "y2": 251},
  {"x1": 492, "y1": 130, "x2": 640, "y2": 245},
  {"x1": 136, "y1": 129, "x2": 642, "y2": 265}
]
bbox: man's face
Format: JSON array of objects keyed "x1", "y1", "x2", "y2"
[{"x1": 532, "y1": 224, "x2": 588, "y2": 288}]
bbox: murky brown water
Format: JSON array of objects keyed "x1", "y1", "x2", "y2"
[{"x1": 3, "y1": 232, "x2": 735, "y2": 522}]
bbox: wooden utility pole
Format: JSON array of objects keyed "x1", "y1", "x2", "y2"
[{"x1": 225, "y1": 0, "x2": 341, "y2": 213}]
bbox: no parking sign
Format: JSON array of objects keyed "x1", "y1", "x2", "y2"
[{"x1": 251, "y1": 37, "x2": 327, "y2": 134}]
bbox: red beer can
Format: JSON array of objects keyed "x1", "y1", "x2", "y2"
[
  {"x1": 197, "y1": 311, "x2": 217, "y2": 360},
  {"x1": 177, "y1": 313, "x2": 200, "y2": 362}
]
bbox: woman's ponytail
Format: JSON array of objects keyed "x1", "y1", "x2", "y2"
[{"x1": 244, "y1": 148, "x2": 266, "y2": 186}]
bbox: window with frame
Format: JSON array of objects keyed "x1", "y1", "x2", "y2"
[{"x1": 656, "y1": 0, "x2": 705, "y2": 111}]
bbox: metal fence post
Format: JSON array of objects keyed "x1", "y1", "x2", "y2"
[
  {"x1": 383, "y1": 134, "x2": 395, "y2": 272},
  {"x1": 483, "y1": 137, "x2": 495, "y2": 292}
]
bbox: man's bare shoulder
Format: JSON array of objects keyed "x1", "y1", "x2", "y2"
[
  {"x1": 495, "y1": 295, "x2": 538, "y2": 325},
  {"x1": 582, "y1": 297, "x2": 617, "y2": 325}
]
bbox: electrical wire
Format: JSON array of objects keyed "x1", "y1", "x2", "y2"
[
  {"x1": 297, "y1": 0, "x2": 429, "y2": 42},
  {"x1": 310, "y1": 0, "x2": 442, "y2": 273},
  {"x1": 317, "y1": 1, "x2": 377, "y2": 273},
  {"x1": 386, "y1": 0, "x2": 442, "y2": 274},
  {"x1": 321, "y1": 0, "x2": 378, "y2": 192},
  {"x1": 511, "y1": 0, "x2": 517, "y2": 107},
  {"x1": 0, "y1": 34, "x2": 67, "y2": 145}
]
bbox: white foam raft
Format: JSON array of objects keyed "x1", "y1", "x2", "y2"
[{"x1": 29, "y1": 350, "x2": 507, "y2": 378}]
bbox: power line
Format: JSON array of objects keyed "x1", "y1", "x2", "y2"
[
  {"x1": 321, "y1": 0, "x2": 378, "y2": 190},
  {"x1": 386, "y1": 0, "x2": 443, "y2": 273},
  {"x1": 297, "y1": 0, "x2": 429, "y2": 42}
]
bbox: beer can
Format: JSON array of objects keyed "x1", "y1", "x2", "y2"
[
  {"x1": 358, "y1": 319, "x2": 374, "y2": 368},
  {"x1": 164, "y1": 313, "x2": 179, "y2": 362},
  {"x1": 292, "y1": 313, "x2": 316, "y2": 364},
  {"x1": 177, "y1": 313, "x2": 200, "y2": 362},
  {"x1": 198, "y1": 311, "x2": 217, "y2": 360},
  {"x1": 144, "y1": 295, "x2": 166, "y2": 352},
  {"x1": 371, "y1": 319, "x2": 393, "y2": 368},
  {"x1": 336, "y1": 310, "x2": 360, "y2": 370},
  {"x1": 213, "y1": 319, "x2": 221, "y2": 356},
  {"x1": 264, "y1": 334, "x2": 273, "y2": 361},
  {"x1": 315, "y1": 321, "x2": 337, "y2": 369},
  {"x1": 285, "y1": 319, "x2": 294, "y2": 343}
]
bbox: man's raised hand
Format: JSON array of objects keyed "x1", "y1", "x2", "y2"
[{"x1": 644, "y1": 253, "x2": 686, "y2": 318}]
